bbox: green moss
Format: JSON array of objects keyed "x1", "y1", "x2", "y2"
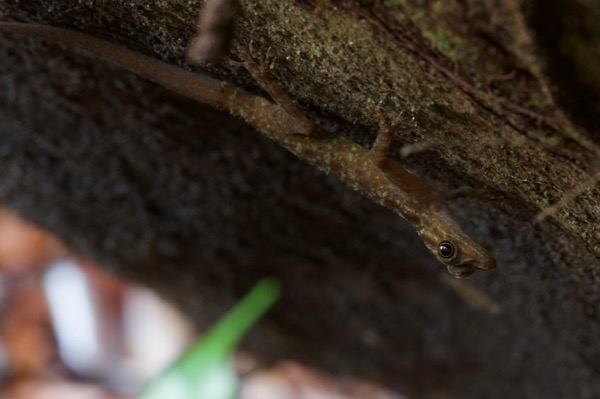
[{"x1": 424, "y1": 30, "x2": 450, "y2": 51}]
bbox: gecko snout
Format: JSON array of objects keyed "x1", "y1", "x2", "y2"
[{"x1": 467, "y1": 251, "x2": 497, "y2": 271}]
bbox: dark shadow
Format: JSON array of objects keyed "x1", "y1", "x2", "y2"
[{"x1": 528, "y1": 0, "x2": 600, "y2": 140}]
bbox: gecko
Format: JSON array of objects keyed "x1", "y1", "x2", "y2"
[{"x1": 0, "y1": 21, "x2": 496, "y2": 278}]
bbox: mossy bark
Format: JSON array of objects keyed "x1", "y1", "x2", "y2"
[{"x1": 0, "y1": 1, "x2": 598, "y2": 398}]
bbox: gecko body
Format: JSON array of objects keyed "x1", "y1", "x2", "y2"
[{"x1": 0, "y1": 22, "x2": 496, "y2": 277}]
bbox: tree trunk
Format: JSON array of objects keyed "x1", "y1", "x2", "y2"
[{"x1": 0, "y1": 1, "x2": 598, "y2": 397}]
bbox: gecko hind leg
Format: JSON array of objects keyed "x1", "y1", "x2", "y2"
[
  {"x1": 369, "y1": 105, "x2": 402, "y2": 167},
  {"x1": 238, "y1": 43, "x2": 316, "y2": 135}
]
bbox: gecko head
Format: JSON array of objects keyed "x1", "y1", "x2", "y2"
[
  {"x1": 432, "y1": 237, "x2": 496, "y2": 278},
  {"x1": 421, "y1": 215, "x2": 496, "y2": 278}
]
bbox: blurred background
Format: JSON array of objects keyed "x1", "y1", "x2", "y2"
[{"x1": 0, "y1": 207, "x2": 407, "y2": 399}]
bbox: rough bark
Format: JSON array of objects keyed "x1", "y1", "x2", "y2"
[{"x1": 0, "y1": 0, "x2": 598, "y2": 398}]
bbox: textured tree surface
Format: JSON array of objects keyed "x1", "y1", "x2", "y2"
[{"x1": 0, "y1": 1, "x2": 599, "y2": 398}]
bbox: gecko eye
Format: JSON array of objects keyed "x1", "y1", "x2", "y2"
[{"x1": 437, "y1": 241, "x2": 455, "y2": 258}]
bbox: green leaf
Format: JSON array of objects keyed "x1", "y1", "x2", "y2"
[{"x1": 138, "y1": 278, "x2": 282, "y2": 399}]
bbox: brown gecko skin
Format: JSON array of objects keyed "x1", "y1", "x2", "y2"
[{"x1": 0, "y1": 22, "x2": 496, "y2": 277}]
